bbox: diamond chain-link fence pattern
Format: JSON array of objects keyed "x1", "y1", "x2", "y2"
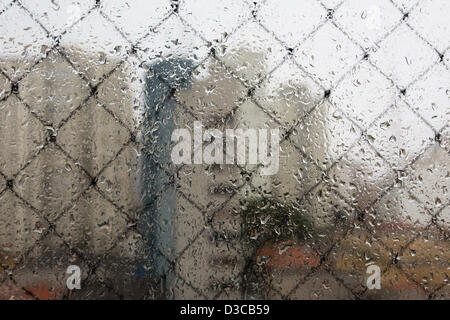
[{"x1": 0, "y1": 0, "x2": 448, "y2": 299}]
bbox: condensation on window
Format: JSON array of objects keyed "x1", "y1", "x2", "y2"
[{"x1": 0, "y1": 0, "x2": 448, "y2": 300}]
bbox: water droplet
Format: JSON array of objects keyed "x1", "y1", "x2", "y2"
[{"x1": 50, "y1": 0, "x2": 60, "y2": 11}]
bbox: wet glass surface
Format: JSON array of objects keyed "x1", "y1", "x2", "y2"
[{"x1": 0, "y1": 0, "x2": 448, "y2": 300}]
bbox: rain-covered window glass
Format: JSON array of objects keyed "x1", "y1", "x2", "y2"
[{"x1": 0, "y1": 0, "x2": 448, "y2": 300}]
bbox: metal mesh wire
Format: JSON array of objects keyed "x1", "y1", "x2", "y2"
[{"x1": 0, "y1": 0, "x2": 448, "y2": 299}]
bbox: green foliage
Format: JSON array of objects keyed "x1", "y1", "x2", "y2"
[{"x1": 240, "y1": 198, "x2": 315, "y2": 245}]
